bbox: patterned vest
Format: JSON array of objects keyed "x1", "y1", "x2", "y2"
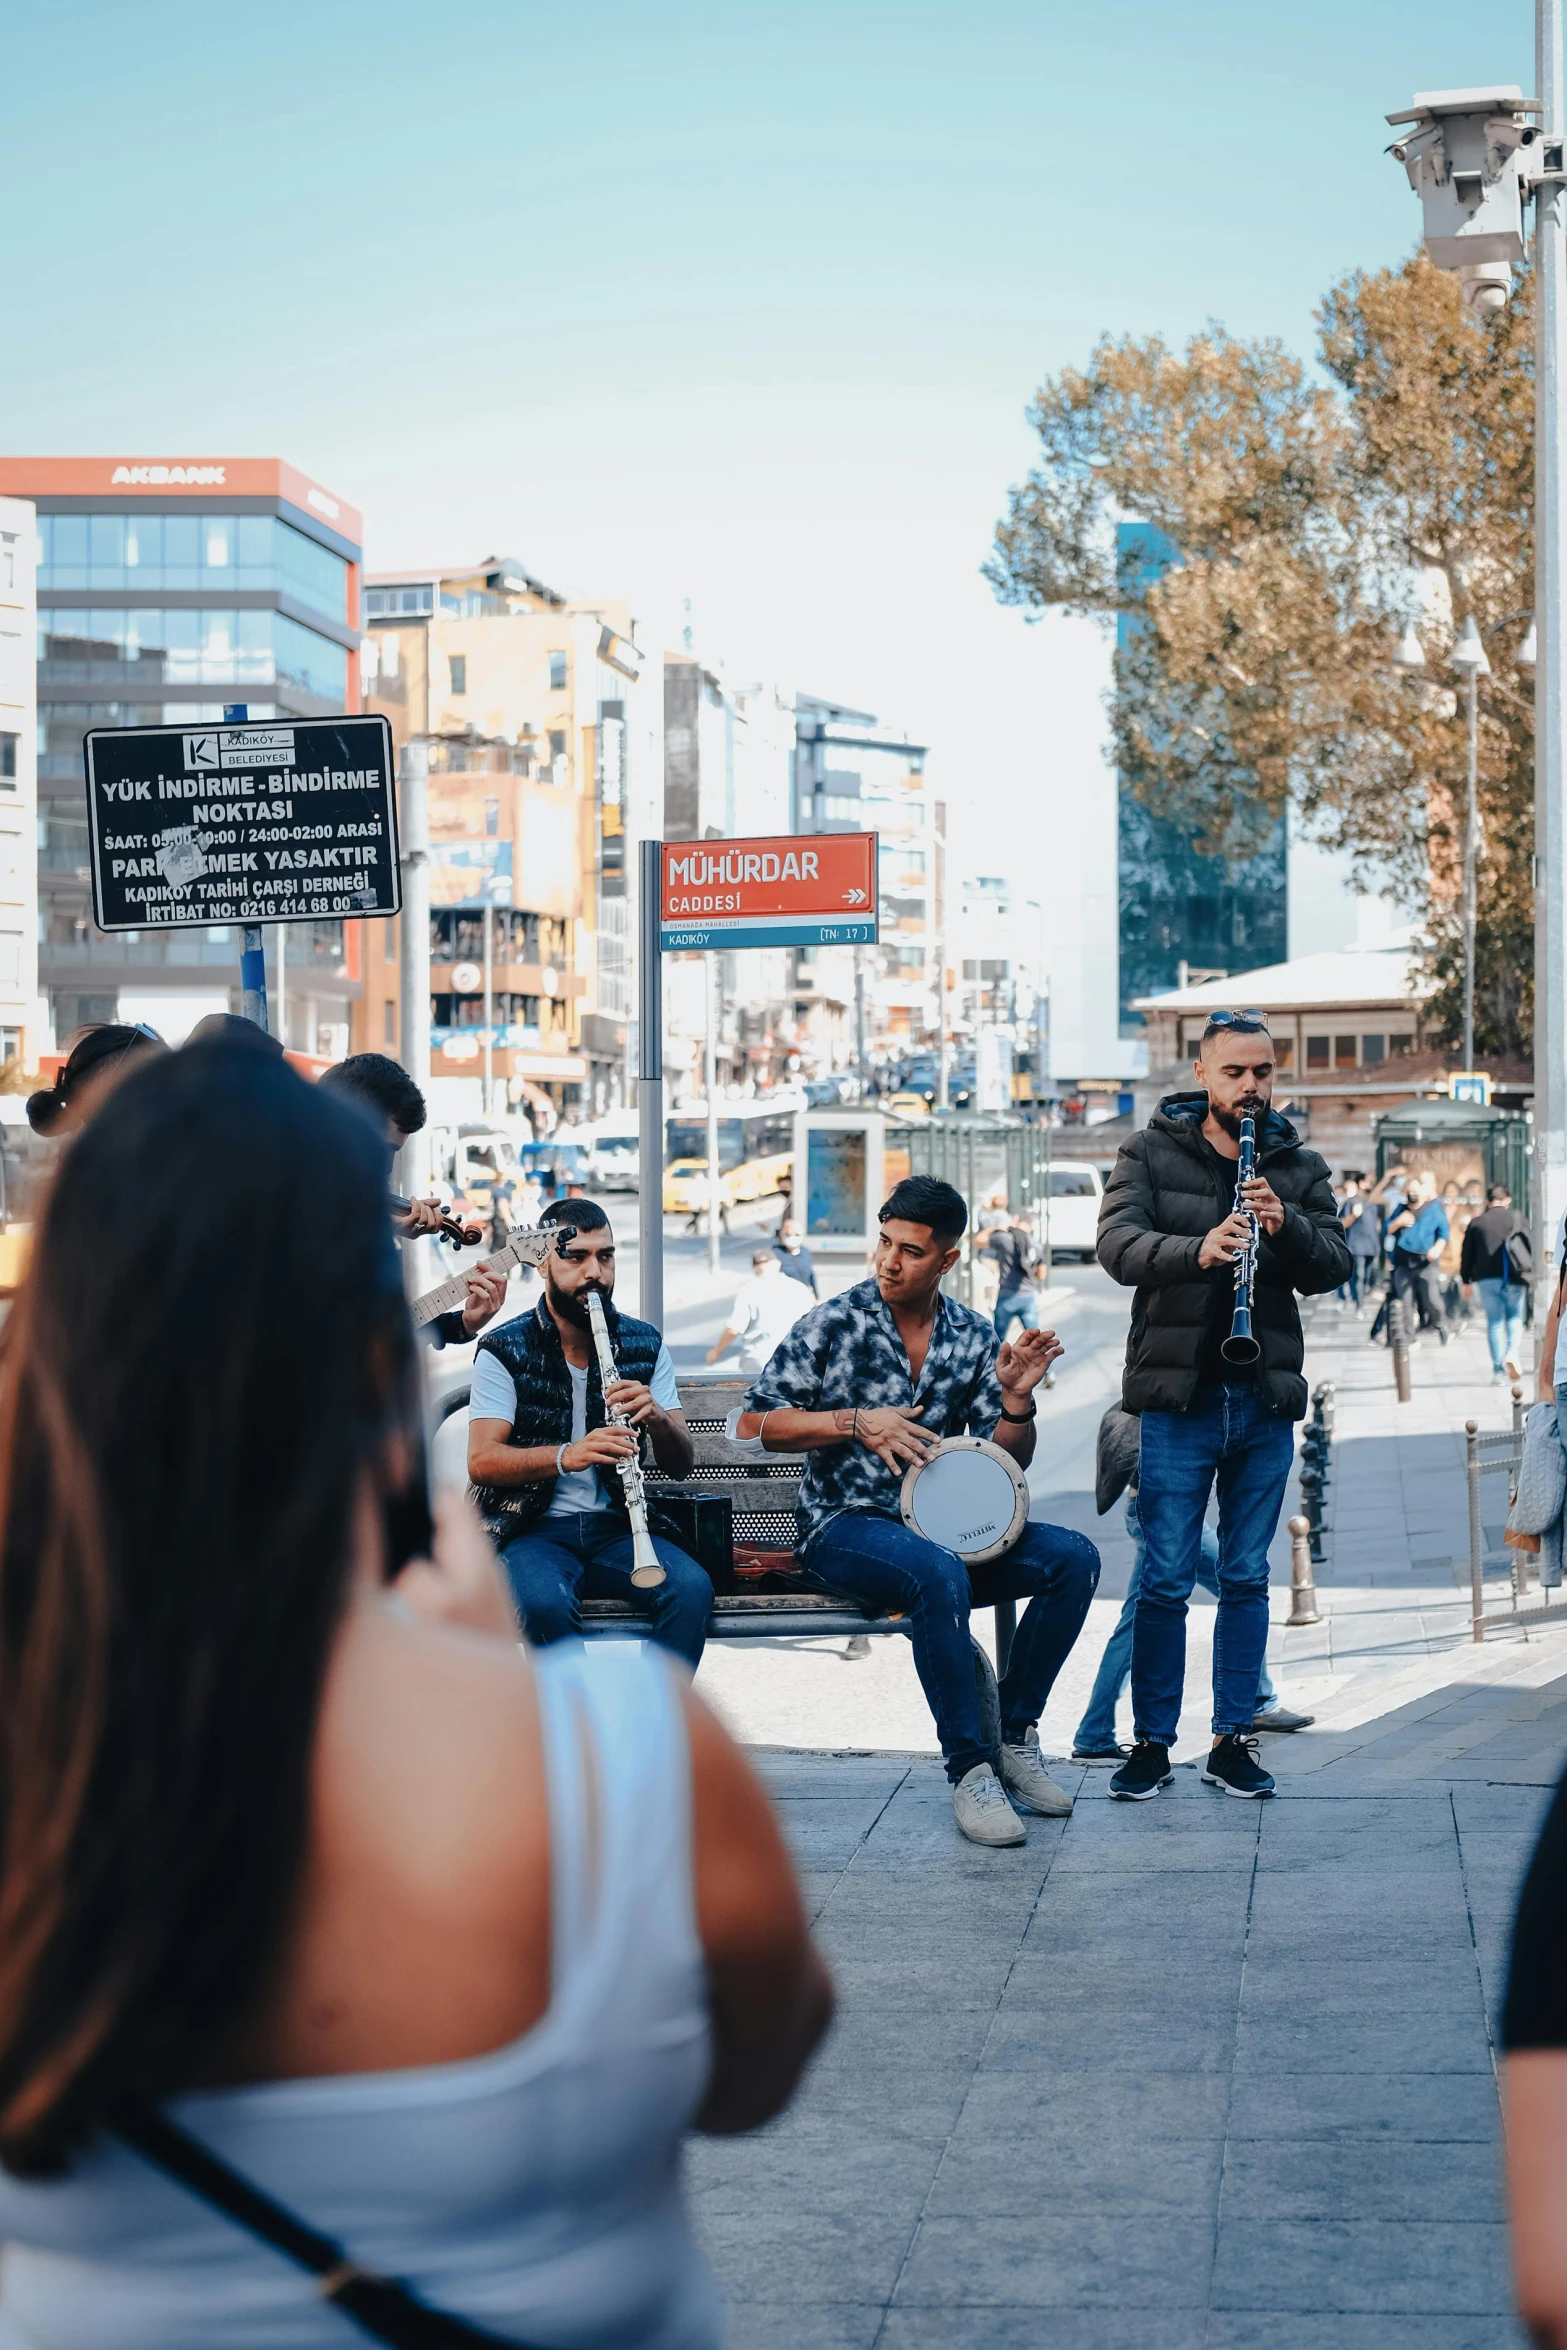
[{"x1": 469, "y1": 1296, "x2": 671, "y2": 1538}]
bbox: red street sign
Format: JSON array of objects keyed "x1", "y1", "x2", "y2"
[{"x1": 659, "y1": 831, "x2": 878, "y2": 951}]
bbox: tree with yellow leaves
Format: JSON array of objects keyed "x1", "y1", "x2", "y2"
[{"x1": 987, "y1": 254, "x2": 1535, "y2": 1057}]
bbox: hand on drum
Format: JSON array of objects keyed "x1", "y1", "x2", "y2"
[
  {"x1": 997, "y1": 1326, "x2": 1062, "y2": 1395},
  {"x1": 852, "y1": 1404, "x2": 940, "y2": 1472}
]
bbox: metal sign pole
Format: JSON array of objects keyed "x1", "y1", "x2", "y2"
[
  {"x1": 398, "y1": 738, "x2": 432, "y2": 1199},
  {"x1": 705, "y1": 954, "x2": 721, "y2": 1275},
  {"x1": 223, "y1": 703, "x2": 269, "y2": 1032},
  {"x1": 638, "y1": 840, "x2": 664, "y2": 1330}
]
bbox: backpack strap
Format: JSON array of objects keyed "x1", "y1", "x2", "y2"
[{"x1": 119, "y1": 2109, "x2": 532, "y2": 2350}]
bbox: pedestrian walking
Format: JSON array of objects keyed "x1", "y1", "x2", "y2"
[
  {"x1": 0, "y1": 1044, "x2": 830, "y2": 2347},
  {"x1": 983, "y1": 1210, "x2": 1046, "y2": 1341},
  {"x1": 1461, "y1": 1182, "x2": 1532, "y2": 1381},
  {"x1": 708, "y1": 1247, "x2": 814, "y2": 1376},
  {"x1": 1337, "y1": 1172, "x2": 1380, "y2": 1309},
  {"x1": 774, "y1": 1213, "x2": 819, "y2": 1296},
  {"x1": 1385, "y1": 1171, "x2": 1450, "y2": 1344},
  {"x1": 1096, "y1": 1011, "x2": 1350, "y2": 1802}
]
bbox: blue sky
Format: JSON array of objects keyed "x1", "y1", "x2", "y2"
[{"x1": 5, "y1": 0, "x2": 1536, "y2": 870}]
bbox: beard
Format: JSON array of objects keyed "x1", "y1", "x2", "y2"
[
  {"x1": 1211, "y1": 1093, "x2": 1266, "y2": 1142},
  {"x1": 546, "y1": 1270, "x2": 611, "y2": 1328}
]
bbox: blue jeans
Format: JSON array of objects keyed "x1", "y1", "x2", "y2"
[
  {"x1": 801, "y1": 1510, "x2": 1100, "y2": 1783},
  {"x1": 1074, "y1": 1495, "x2": 1276, "y2": 1750},
  {"x1": 995, "y1": 1287, "x2": 1040, "y2": 1339},
  {"x1": 500, "y1": 1511, "x2": 713, "y2": 1669},
  {"x1": 1133, "y1": 1384, "x2": 1295, "y2": 1744},
  {"x1": 1475, "y1": 1277, "x2": 1526, "y2": 1374}
]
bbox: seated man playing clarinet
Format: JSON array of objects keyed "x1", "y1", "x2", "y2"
[
  {"x1": 467, "y1": 1199, "x2": 713, "y2": 1666},
  {"x1": 737, "y1": 1174, "x2": 1100, "y2": 1848}
]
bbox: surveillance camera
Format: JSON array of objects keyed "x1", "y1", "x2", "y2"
[
  {"x1": 1459, "y1": 259, "x2": 1514, "y2": 314},
  {"x1": 1385, "y1": 86, "x2": 1536, "y2": 292}
]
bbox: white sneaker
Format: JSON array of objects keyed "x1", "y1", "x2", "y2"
[
  {"x1": 998, "y1": 1729, "x2": 1075, "y2": 1816},
  {"x1": 952, "y1": 1763, "x2": 1026, "y2": 1846}
]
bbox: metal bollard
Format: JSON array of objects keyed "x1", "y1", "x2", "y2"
[
  {"x1": 1287, "y1": 1515, "x2": 1323, "y2": 1625},
  {"x1": 1389, "y1": 1297, "x2": 1413, "y2": 1403},
  {"x1": 1466, "y1": 1419, "x2": 1484, "y2": 1642}
]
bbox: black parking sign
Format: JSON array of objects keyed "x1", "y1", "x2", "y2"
[{"x1": 84, "y1": 715, "x2": 400, "y2": 932}]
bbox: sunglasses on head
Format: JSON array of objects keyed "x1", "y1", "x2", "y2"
[{"x1": 1203, "y1": 1009, "x2": 1266, "y2": 1032}]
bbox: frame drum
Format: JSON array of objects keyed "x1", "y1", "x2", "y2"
[{"x1": 899, "y1": 1437, "x2": 1030, "y2": 1563}]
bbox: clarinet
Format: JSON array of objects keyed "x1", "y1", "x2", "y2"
[
  {"x1": 1220, "y1": 1110, "x2": 1263, "y2": 1367},
  {"x1": 584, "y1": 1290, "x2": 667, "y2": 1588}
]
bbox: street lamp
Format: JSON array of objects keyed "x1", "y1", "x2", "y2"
[
  {"x1": 1388, "y1": 45, "x2": 1566, "y2": 1303},
  {"x1": 1450, "y1": 616, "x2": 1492, "y2": 1075}
]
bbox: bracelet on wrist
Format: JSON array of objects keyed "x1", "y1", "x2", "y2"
[{"x1": 997, "y1": 1398, "x2": 1037, "y2": 1424}]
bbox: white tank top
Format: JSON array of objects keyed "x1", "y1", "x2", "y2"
[{"x1": 0, "y1": 1640, "x2": 722, "y2": 2349}]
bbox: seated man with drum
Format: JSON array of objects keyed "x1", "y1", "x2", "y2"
[{"x1": 737, "y1": 1174, "x2": 1100, "y2": 1847}]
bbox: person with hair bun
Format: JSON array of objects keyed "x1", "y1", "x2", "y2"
[{"x1": 25, "y1": 1024, "x2": 165, "y2": 1138}]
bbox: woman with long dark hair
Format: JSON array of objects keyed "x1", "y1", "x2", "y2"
[
  {"x1": 0, "y1": 1045, "x2": 829, "y2": 2347},
  {"x1": 24, "y1": 1022, "x2": 164, "y2": 1136}
]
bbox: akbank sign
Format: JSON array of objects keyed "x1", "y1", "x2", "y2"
[{"x1": 110, "y1": 464, "x2": 226, "y2": 485}]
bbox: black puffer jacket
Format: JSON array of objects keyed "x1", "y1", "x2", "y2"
[{"x1": 1097, "y1": 1092, "x2": 1352, "y2": 1420}]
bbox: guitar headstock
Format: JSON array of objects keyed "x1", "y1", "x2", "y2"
[{"x1": 511, "y1": 1225, "x2": 563, "y2": 1270}]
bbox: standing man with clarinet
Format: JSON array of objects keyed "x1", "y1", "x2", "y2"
[
  {"x1": 1097, "y1": 1012, "x2": 1351, "y2": 1801},
  {"x1": 467, "y1": 1198, "x2": 713, "y2": 1665}
]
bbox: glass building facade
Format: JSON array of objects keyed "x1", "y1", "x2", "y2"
[
  {"x1": 1116, "y1": 522, "x2": 1287, "y2": 1033},
  {"x1": 0, "y1": 462, "x2": 362, "y2": 1045}
]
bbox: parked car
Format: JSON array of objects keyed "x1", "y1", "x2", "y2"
[{"x1": 1044, "y1": 1162, "x2": 1105, "y2": 1260}]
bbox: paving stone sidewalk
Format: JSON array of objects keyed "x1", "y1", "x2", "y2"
[{"x1": 692, "y1": 1698, "x2": 1558, "y2": 2349}]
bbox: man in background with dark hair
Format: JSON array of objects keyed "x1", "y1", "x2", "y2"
[
  {"x1": 738, "y1": 1173, "x2": 1099, "y2": 1848},
  {"x1": 320, "y1": 1052, "x2": 505, "y2": 1348},
  {"x1": 1098, "y1": 1013, "x2": 1349, "y2": 1803},
  {"x1": 467, "y1": 1198, "x2": 710, "y2": 1665}
]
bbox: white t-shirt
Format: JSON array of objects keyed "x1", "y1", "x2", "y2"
[
  {"x1": 725, "y1": 1267, "x2": 813, "y2": 1373},
  {"x1": 469, "y1": 1340, "x2": 681, "y2": 1517}
]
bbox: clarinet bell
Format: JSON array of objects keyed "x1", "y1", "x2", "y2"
[
  {"x1": 1220, "y1": 1314, "x2": 1262, "y2": 1368},
  {"x1": 629, "y1": 1531, "x2": 667, "y2": 1589}
]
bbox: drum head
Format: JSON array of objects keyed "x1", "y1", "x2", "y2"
[{"x1": 899, "y1": 1438, "x2": 1029, "y2": 1563}]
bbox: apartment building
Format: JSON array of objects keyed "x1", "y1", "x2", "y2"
[
  {"x1": 362, "y1": 557, "x2": 652, "y2": 1115},
  {"x1": 0, "y1": 502, "x2": 39, "y2": 1063},
  {"x1": 0, "y1": 457, "x2": 365, "y2": 1052}
]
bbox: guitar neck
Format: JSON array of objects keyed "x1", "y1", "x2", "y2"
[{"x1": 411, "y1": 1227, "x2": 551, "y2": 1327}]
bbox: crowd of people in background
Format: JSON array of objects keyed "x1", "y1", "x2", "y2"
[{"x1": 1332, "y1": 1158, "x2": 1532, "y2": 1381}]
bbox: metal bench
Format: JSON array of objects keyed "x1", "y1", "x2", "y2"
[{"x1": 436, "y1": 1373, "x2": 1006, "y2": 1737}]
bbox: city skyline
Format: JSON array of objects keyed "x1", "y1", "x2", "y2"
[{"x1": 6, "y1": 0, "x2": 1535, "y2": 900}]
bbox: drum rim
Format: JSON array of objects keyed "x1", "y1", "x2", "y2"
[{"x1": 898, "y1": 1436, "x2": 1029, "y2": 1563}]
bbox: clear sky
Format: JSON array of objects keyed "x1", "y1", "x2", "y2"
[{"x1": 5, "y1": 0, "x2": 1536, "y2": 879}]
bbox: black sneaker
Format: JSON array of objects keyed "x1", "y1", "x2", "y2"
[
  {"x1": 1072, "y1": 1740, "x2": 1130, "y2": 1762},
  {"x1": 1108, "y1": 1740, "x2": 1173, "y2": 1801},
  {"x1": 1202, "y1": 1734, "x2": 1276, "y2": 1799}
]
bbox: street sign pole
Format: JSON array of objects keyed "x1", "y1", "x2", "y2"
[
  {"x1": 638, "y1": 840, "x2": 664, "y2": 1330},
  {"x1": 223, "y1": 703, "x2": 269, "y2": 1032},
  {"x1": 705, "y1": 955, "x2": 721, "y2": 1275},
  {"x1": 398, "y1": 737, "x2": 431, "y2": 1200}
]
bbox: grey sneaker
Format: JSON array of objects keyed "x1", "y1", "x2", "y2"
[
  {"x1": 1252, "y1": 1703, "x2": 1315, "y2": 1733},
  {"x1": 998, "y1": 1729, "x2": 1075, "y2": 1816},
  {"x1": 952, "y1": 1763, "x2": 1026, "y2": 1847}
]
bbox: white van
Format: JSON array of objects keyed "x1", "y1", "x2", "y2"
[{"x1": 1044, "y1": 1162, "x2": 1105, "y2": 1261}]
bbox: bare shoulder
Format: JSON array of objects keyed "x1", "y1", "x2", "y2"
[{"x1": 314, "y1": 1600, "x2": 545, "y2": 1900}]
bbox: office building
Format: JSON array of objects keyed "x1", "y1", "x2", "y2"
[
  {"x1": 795, "y1": 697, "x2": 938, "y2": 1075},
  {"x1": 363, "y1": 557, "x2": 653, "y2": 1115},
  {"x1": 1116, "y1": 521, "x2": 1288, "y2": 1034},
  {"x1": 0, "y1": 457, "x2": 364, "y2": 1051},
  {"x1": 0, "y1": 501, "x2": 40, "y2": 1064}
]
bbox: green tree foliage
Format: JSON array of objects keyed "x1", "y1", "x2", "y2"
[{"x1": 986, "y1": 256, "x2": 1535, "y2": 1056}]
